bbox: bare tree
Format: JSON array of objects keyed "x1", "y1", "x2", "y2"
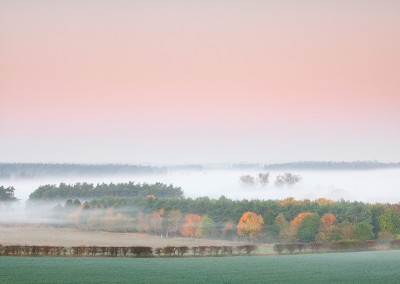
[
  {"x1": 275, "y1": 173, "x2": 302, "y2": 187},
  {"x1": 258, "y1": 172, "x2": 270, "y2": 185},
  {"x1": 240, "y1": 175, "x2": 255, "y2": 185}
]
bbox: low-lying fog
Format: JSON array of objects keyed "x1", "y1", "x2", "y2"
[{"x1": 1, "y1": 168, "x2": 400, "y2": 203}]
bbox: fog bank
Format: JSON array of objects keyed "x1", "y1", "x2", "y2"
[{"x1": 1, "y1": 168, "x2": 400, "y2": 203}]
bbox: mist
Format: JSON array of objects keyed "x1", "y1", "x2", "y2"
[
  {"x1": 2, "y1": 165, "x2": 400, "y2": 226},
  {"x1": 1, "y1": 168, "x2": 400, "y2": 203}
]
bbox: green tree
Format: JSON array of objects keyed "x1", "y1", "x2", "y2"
[
  {"x1": 378, "y1": 208, "x2": 400, "y2": 234},
  {"x1": 221, "y1": 220, "x2": 235, "y2": 240},
  {"x1": 0, "y1": 186, "x2": 17, "y2": 201},
  {"x1": 198, "y1": 216, "x2": 215, "y2": 238},
  {"x1": 273, "y1": 213, "x2": 291, "y2": 242},
  {"x1": 297, "y1": 214, "x2": 320, "y2": 242},
  {"x1": 353, "y1": 222, "x2": 373, "y2": 241}
]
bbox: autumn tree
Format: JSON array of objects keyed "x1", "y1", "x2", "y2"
[
  {"x1": 290, "y1": 212, "x2": 313, "y2": 241},
  {"x1": 339, "y1": 220, "x2": 354, "y2": 240},
  {"x1": 237, "y1": 211, "x2": 264, "y2": 241},
  {"x1": 317, "y1": 214, "x2": 338, "y2": 242},
  {"x1": 278, "y1": 197, "x2": 299, "y2": 206},
  {"x1": 290, "y1": 212, "x2": 312, "y2": 232},
  {"x1": 150, "y1": 209, "x2": 164, "y2": 236},
  {"x1": 180, "y1": 214, "x2": 202, "y2": 238},
  {"x1": 166, "y1": 210, "x2": 183, "y2": 237},
  {"x1": 315, "y1": 198, "x2": 335, "y2": 205},
  {"x1": 102, "y1": 208, "x2": 128, "y2": 232}
]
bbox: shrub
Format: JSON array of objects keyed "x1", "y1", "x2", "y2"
[
  {"x1": 389, "y1": 240, "x2": 400, "y2": 249},
  {"x1": 154, "y1": 248, "x2": 164, "y2": 256},
  {"x1": 129, "y1": 246, "x2": 153, "y2": 257},
  {"x1": 120, "y1": 247, "x2": 129, "y2": 256},
  {"x1": 273, "y1": 244, "x2": 285, "y2": 254},
  {"x1": 163, "y1": 246, "x2": 176, "y2": 256},
  {"x1": 285, "y1": 244, "x2": 298, "y2": 254},
  {"x1": 108, "y1": 246, "x2": 119, "y2": 257},
  {"x1": 99, "y1": 246, "x2": 108, "y2": 256},
  {"x1": 331, "y1": 240, "x2": 361, "y2": 250},
  {"x1": 364, "y1": 240, "x2": 378, "y2": 249},
  {"x1": 197, "y1": 246, "x2": 208, "y2": 256},
  {"x1": 309, "y1": 242, "x2": 323, "y2": 252},
  {"x1": 71, "y1": 246, "x2": 86, "y2": 256},
  {"x1": 237, "y1": 245, "x2": 257, "y2": 255},
  {"x1": 221, "y1": 246, "x2": 233, "y2": 255},
  {"x1": 176, "y1": 246, "x2": 189, "y2": 256},
  {"x1": 297, "y1": 243, "x2": 307, "y2": 252}
]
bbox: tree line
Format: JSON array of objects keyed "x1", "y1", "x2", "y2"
[
  {"x1": 28, "y1": 182, "x2": 183, "y2": 200},
  {"x1": 48, "y1": 195, "x2": 400, "y2": 244}
]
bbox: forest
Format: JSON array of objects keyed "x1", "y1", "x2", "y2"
[
  {"x1": 16, "y1": 182, "x2": 400, "y2": 245},
  {"x1": 28, "y1": 182, "x2": 183, "y2": 200}
]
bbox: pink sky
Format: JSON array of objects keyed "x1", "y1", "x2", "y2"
[{"x1": 1, "y1": 0, "x2": 399, "y2": 164}]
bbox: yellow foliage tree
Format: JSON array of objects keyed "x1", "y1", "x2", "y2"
[{"x1": 237, "y1": 211, "x2": 264, "y2": 241}]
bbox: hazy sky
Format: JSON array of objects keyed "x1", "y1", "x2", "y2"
[{"x1": 1, "y1": 0, "x2": 399, "y2": 164}]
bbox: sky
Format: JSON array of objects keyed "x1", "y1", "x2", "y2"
[{"x1": 1, "y1": 0, "x2": 399, "y2": 164}]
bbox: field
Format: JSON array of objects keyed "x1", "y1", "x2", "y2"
[
  {"x1": 2, "y1": 250, "x2": 400, "y2": 283},
  {"x1": 0, "y1": 226, "x2": 243, "y2": 246},
  {"x1": 0, "y1": 226, "x2": 275, "y2": 255}
]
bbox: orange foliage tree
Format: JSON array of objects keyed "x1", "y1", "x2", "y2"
[
  {"x1": 321, "y1": 213, "x2": 336, "y2": 227},
  {"x1": 180, "y1": 214, "x2": 203, "y2": 238},
  {"x1": 315, "y1": 198, "x2": 335, "y2": 205},
  {"x1": 237, "y1": 211, "x2": 264, "y2": 241},
  {"x1": 290, "y1": 212, "x2": 312, "y2": 238},
  {"x1": 317, "y1": 213, "x2": 337, "y2": 242},
  {"x1": 291, "y1": 212, "x2": 312, "y2": 230}
]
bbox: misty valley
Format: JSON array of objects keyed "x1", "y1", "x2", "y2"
[
  {"x1": 1, "y1": 163, "x2": 400, "y2": 254},
  {"x1": 2, "y1": 162, "x2": 400, "y2": 284}
]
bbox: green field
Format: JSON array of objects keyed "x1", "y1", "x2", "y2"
[{"x1": 2, "y1": 250, "x2": 400, "y2": 283}]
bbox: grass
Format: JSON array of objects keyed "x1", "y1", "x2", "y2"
[{"x1": 2, "y1": 250, "x2": 400, "y2": 283}]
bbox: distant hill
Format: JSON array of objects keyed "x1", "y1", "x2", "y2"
[
  {"x1": 0, "y1": 163, "x2": 166, "y2": 179},
  {"x1": 264, "y1": 161, "x2": 400, "y2": 170},
  {"x1": 1, "y1": 161, "x2": 399, "y2": 179}
]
